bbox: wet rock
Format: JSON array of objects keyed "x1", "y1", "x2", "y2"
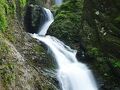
[{"x1": 24, "y1": 4, "x2": 46, "y2": 33}]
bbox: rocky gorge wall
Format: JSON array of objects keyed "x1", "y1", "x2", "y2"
[{"x1": 0, "y1": 0, "x2": 120, "y2": 90}]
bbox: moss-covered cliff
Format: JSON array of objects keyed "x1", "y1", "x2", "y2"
[{"x1": 0, "y1": 0, "x2": 57, "y2": 90}]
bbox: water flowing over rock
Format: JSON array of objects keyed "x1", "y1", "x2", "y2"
[
  {"x1": 31, "y1": 8, "x2": 98, "y2": 90},
  {"x1": 38, "y1": 8, "x2": 54, "y2": 35},
  {"x1": 24, "y1": 5, "x2": 46, "y2": 34},
  {"x1": 1, "y1": 0, "x2": 119, "y2": 90}
]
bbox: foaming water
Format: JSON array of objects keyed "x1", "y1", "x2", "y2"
[
  {"x1": 31, "y1": 8, "x2": 98, "y2": 90},
  {"x1": 38, "y1": 8, "x2": 54, "y2": 35}
]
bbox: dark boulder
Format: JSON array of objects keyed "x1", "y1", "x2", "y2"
[{"x1": 24, "y1": 4, "x2": 46, "y2": 33}]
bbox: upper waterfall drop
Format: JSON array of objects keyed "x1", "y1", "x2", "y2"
[
  {"x1": 38, "y1": 8, "x2": 54, "y2": 35},
  {"x1": 31, "y1": 7, "x2": 98, "y2": 90}
]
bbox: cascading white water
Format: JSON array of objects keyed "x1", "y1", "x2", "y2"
[
  {"x1": 31, "y1": 8, "x2": 98, "y2": 90},
  {"x1": 38, "y1": 8, "x2": 54, "y2": 35},
  {"x1": 55, "y1": 0, "x2": 63, "y2": 6}
]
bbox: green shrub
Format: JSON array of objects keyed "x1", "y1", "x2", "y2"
[
  {"x1": 0, "y1": 0, "x2": 16, "y2": 32},
  {"x1": 0, "y1": 37, "x2": 15, "y2": 88},
  {"x1": 49, "y1": 0, "x2": 84, "y2": 46},
  {"x1": 112, "y1": 60, "x2": 120, "y2": 68},
  {"x1": 20, "y1": 0, "x2": 27, "y2": 8},
  {"x1": 0, "y1": 0, "x2": 8, "y2": 32}
]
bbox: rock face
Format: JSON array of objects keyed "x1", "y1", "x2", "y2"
[
  {"x1": 49, "y1": 0, "x2": 84, "y2": 50},
  {"x1": 82, "y1": 0, "x2": 120, "y2": 89},
  {"x1": 0, "y1": 0, "x2": 57, "y2": 90},
  {"x1": 1, "y1": 0, "x2": 120, "y2": 90},
  {"x1": 24, "y1": 5, "x2": 45, "y2": 33},
  {"x1": 83, "y1": 0, "x2": 120, "y2": 59},
  {"x1": 0, "y1": 37, "x2": 38, "y2": 90}
]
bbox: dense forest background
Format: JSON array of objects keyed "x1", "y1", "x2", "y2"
[{"x1": 0, "y1": 0, "x2": 120, "y2": 90}]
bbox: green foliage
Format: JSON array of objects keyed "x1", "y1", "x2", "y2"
[
  {"x1": 0, "y1": 0, "x2": 16, "y2": 32},
  {"x1": 91, "y1": 48, "x2": 99, "y2": 56},
  {"x1": 0, "y1": 0, "x2": 26, "y2": 32},
  {"x1": 114, "y1": 61, "x2": 120, "y2": 68},
  {"x1": 20, "y1": 0, "x2": 27, "y2": 8},
  {"x1": 59, "y1": 0, "x2": 83, "y2": 12},
  {"x1": 0, "y1": 13, "x2": 7, "y2": 32},
  {"x1": 49, "y1": 0, "x2": 84, "y2": 45},
  {"x1": 112, "y1": 60, "x2": 120, "y2": 68},
  {"x1": 7, "y1": 0, "x2": 16, "y2": 15},
  {"x1": 0, "y1": 38, "x2": 9, "y2": 55},
  {"x1": 89, "y1": 47, "x2": 100, "y2": 56},
  {"x1": 0, "y1": 62, "x2": 15, "y2": 87},
  {"x1": 0, "y1": 0, "x2": 8, "y2": 32},
  {"x1": 0, "y1": 0, "x2": 20, "y2": 86},
  {"x1": 0, "y1": 37, "x2": 15, "y2": 88},
  {"x1": 114, "y1": 15, "x2": 120, "y2": 22},
  {"x1": 33, "y1": 45, "x2": 44, "y2": 53}
]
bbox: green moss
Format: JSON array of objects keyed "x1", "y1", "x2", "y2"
[
  {"x1": 0, "y1": 0, "x2": 17, "y2": 32},
  {"x1": 0, "y1": 62, "x2": 15, "y2": 87},
  {"x1": 114, "y1": 15, "x2": 120, "y2": 22},
  {"x1": 3, "y1": 31, "x2": 16, "y2": 43},
  {"x1": 0, "y1": 38, "x2": 9, "y2": 55},
  {"x1": 49, "y1": 0, "x2": 84, "y2": 46},
  {"x1": 0, "y1": 36, "x2": 15, "y2": 88},
  {"x1": 20, "y1": 0, "x2": 27, "y2": 8},
  {"x1": 7, "y1": 1, "x2": 16, "y2": 15},
  {"x1": 114, "y1": 61, "x2": 120, "y2": 68},
  {"x1": 112, "y1": 60, "x2": 120, "y2": 68},
  {"x1": 0, "y1": 0, "x2": 8, "y2": 32},
  {"x1": 0, "y1": 0, "x2": 22, "y2": 86},
  {"x1": 33, "y1": 45, "x2": 44, "y2": 53},
  {"x1": 88, "y1": 47, "x2": 102, "y2": 56}
]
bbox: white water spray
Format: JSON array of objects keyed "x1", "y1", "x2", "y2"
[
  {"x1": 38, "y1": 8, "x2": 54, "y2": 35},
  {"x1": 31, "y1": 8, "x2": 98, "y2": 90}
]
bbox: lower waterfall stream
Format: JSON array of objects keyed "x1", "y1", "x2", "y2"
[{"x1": 31, "y1": 8, "x2": 98, "y2": 90}]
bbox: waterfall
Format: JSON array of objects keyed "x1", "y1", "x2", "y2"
[
  {"x1": 31, "y1": 8, "x2": 98, "y2": 90},
  {"x1": 38, "y1": 8, "x2": 54, "y2": 35}
]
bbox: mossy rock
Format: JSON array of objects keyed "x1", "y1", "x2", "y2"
[
  {"x1": 48, "y1": 0, "x2": 84, "y2": 49},
  {"x1": 24, "y1": 4, "x2": 47, "y2": 33}
]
